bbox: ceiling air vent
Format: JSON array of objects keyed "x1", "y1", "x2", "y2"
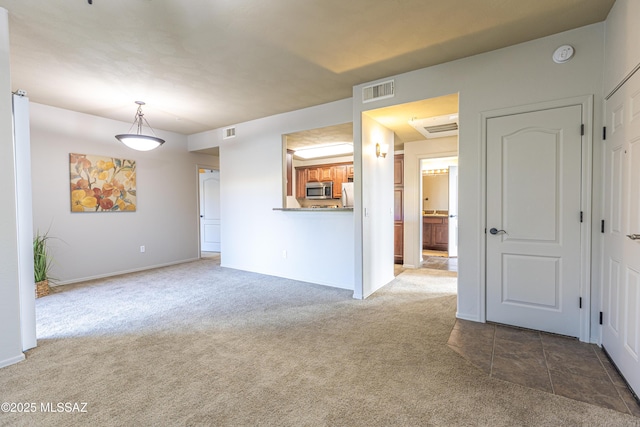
[
  {"x1": 223, "y1": 126, "x2": 236, "y2": 139},
  {"x1": 409, "y1": 114, "x2": 459, "y2": 139},
  {"x1": 362, "y1": 80, "x2": 395, "y2": 103}
]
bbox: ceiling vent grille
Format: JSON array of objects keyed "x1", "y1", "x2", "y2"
[
  {"x1": 223, "y1": 126, "x2": 236, "y2": 139},
  {"x1": 423, "y1": 123, "x2": 458, "y2": 134},
  {"x1": 409, "y1": 114, "x2": 459, "y2": 139},
  {"x1": 362, "y1": 80, "x2": 394, "y2": 103}
]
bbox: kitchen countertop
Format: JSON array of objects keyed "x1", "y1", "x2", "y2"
[{"x1": 423, "y1": 211, "x2": 449, "y2": 217}]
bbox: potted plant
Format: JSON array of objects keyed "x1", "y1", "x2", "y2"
[{"x1": 33, "y1": 230, "x2": 53, "y2": 298}]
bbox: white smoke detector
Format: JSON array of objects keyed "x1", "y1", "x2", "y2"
[{"x1": 553, "y1": 45, "x2": 574, "y2": 63}]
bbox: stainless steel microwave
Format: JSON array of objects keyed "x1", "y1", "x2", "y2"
[{"x1": 306, "y1": 181, "x2": 333, "y2": 199}]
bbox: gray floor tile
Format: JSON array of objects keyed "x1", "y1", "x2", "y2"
[
  {"x1": 448, "y1": 319, "x2": 640, "y2": 417},
  {"x1": 550, "y1": 369, "x2": 630, "y2": 413}
]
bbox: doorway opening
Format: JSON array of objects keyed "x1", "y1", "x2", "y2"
[
  {"x1": 420, "y1": 157, "x2": 458, "y2": 273},
  {"x1": 361, "y1": 93, "x2": 459, "y2": 279},
  {"x1": 198, "y1": 168, "x2": 221, "y2": 260}
]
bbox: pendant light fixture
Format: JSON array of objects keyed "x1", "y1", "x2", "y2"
[{"x1": 115, "y1": 101, "x2": 165, "y2": 151}]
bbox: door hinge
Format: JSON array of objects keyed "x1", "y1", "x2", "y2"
[
  {"x1": 603, "y1": 126, "x2": 607, "y2": 140},
  {"x1": 579, "y1": 297, "x2": 582, "y2": 309},
  {"x1": 599, "y1": 311, "x2": 603, "y2": 325},
  {"x1": 581, "y1": 124, "x2": 585, "y2": 136},
  {"x1": 601, "y1": 219, "x2": 605, "y2": 233},
  {"x1": 580, "y1": 211, "x2": 583, "y2": 222}
]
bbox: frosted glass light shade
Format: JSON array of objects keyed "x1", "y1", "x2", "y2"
[{"x1": 115, "y1": 134, "x2": 165, "y2": 151}]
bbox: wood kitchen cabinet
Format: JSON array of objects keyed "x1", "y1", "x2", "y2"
[
  {"x1": 306, "y1": 168, "x2": 320, "y2": 182},
  {"x1": 295, "y1": 161, "x2": 353, "y2": 199},
  {"x1": 394, "y1": 154, "x2": 404, "y2": 264},
  {"x1": 332, "y1": 165, "x2": 347, "y2": 198},
  {"x1": 286, "y1": 149, "x2": 294, "y2": 196},
  {"x1": 394, "y1": 156, "x2": 404, "y2": 186},
  {"x1": 423, "y1": 216, "x2": 448, "y2": 251},
  {"x1": 319, "y1": 166, "x2": 333, "y2": 182},
  {"x1": 296, "y1": 168, "x2": 307, "y2": 198},
  {"x1": 394, "y1": 222, "x2": 403, "y2": 263},
  {"x1": 394, "y1": 188, "x2": 403, "y2": 222}
]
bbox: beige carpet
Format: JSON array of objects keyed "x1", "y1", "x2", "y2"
[{"x1": 0, "y1": 259, "x2": 638, "y2": 426}]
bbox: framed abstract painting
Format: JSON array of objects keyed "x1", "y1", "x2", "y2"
[{"x1": 69, "y1": 153, "x2": 137, "y2": 212}]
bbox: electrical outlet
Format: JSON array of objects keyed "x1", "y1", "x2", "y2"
[
  {"x1": 282, "y1": 250, "x2": 287, "y2": 259},
  {"x1": 140, "y1": 245, "x2": 145, "y2": 253}
]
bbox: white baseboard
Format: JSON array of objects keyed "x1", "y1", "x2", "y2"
[
  {"x1": 456, "y1": 312, "x2": 482, "y2": 323},
  {"x1": 51, "y1": 258, "x2": 201, "y2": 287},
  {"x1": 0, "y1": 353, "x2": 25, "y2": 369}
]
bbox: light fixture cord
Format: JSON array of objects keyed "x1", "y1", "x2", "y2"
[
  {"x1": 136, "y1": 105, "x2": 144, "y2": 135},
  {"x1": 125, "y1": 104, "x2": 160, "y2": 137}
]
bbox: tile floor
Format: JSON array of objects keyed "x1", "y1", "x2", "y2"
[
  {"x1": 421, "y1": 250, "x2": 457, "y2": 272},
  {"x1": 447, "y1": 319, "x2": 640, "y2": 417},
  {"x1": 394, "y1": 251, "x2": 458, "y2": 276}
]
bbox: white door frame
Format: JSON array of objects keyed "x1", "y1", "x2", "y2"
[
  {"x1": 412, "y1": 152, "x2": 458, "y2": 267},
  {"x1": 448, "y1": 165, "x2": 459, "y2": 258},
  {"x1": 196, "y1": 164, "x2": 220, "y2": 255},
  {"x1": 480, "y1": 95, "x2": 593, "y2": 342}
]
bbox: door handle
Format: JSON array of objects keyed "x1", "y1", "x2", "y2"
[
  {"x1": 449, "y1": 214, "x2": 457, "y2": 218},
  {"x1": 200, "y1": 215, "x2": 204, "y2": 218},
  {"x1": 627, "y1": 234, "x2": 640, "y2": 240},
  {"x1": 489, "y1": 228, "x2": 507, "y2": 235}
]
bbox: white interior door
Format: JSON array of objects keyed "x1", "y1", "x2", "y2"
[
  {"x1": 448, "y1": 165, "x2": 458, "y2": 257},
  {"x1": 486, "y1": 105, "x2": 583, "y2": 337},
  {"x1": 602, "y1": 70, "x2": 640, "y2": 396},
  {"x1": 199, "y1": 169, "x2": 221, "y2": 252}
]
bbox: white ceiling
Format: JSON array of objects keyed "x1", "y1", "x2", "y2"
[
  {"x1": 286, "y1": 122, "x2": 353, "y2": 152},
  {"x1": 0, "y1": 0, "x2": 615, "y2": 136}
]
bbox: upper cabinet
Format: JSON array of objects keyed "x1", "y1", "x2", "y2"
[
  {"x1": 307, "y1": 168, "x2": 321, "y2": 182},
  {"x1": 394, "y1": 156, "x2": 404, "y2": 186},
  {"x1": 333, "y1": 165, "x2": 347, "y2": 198},
  {"x1": 295, "y1": 161, "x2": 352, "y2": 199},
  {"x1": 319, "y1": 166, "x2": 333, "y2": 182}
]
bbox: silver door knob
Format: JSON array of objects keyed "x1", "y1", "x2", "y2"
[{"x1": 627, "y1": 234, "x2": 640, "y2": 240}]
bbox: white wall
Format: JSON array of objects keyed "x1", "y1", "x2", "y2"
[
  {"x1": 604, "y1": 0, "x2": 640, "y2": 97},
  {"x1": 0, "y1": 7, "x2": 25, "y2": 368},
  {"x1": 30, "y1": 103, "x2": 218, "y2": 284},
  {"x1": 403, "y1": 138, "x2": 458, "y2": 269},
  {"x1": 354, "y1": 23, "x2": 605, "y2": 335},
  {"x1": 189, "y1": 99, "x2": 355, "y2": 290},
  {"x1": 357, "y1": 113, "x2": 395, "y2": 298}
]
